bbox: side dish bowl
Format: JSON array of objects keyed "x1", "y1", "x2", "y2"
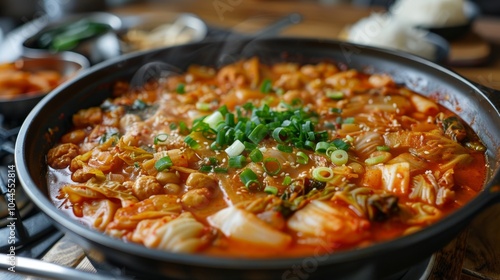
[
  {"x1": 0, "y1": 52, "x2": 89, "y2": 120},
  {"x1": 16, "y1": 38, "x2": 500, "y2": 279}
]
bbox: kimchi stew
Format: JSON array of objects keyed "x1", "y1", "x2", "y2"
[{"x1": 47, "y1": 57, "x2": 487, "y2": 257}]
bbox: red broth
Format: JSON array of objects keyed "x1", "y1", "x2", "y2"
[{"x1": 47, "y1": 58, "x2": 486, "y2": 258}]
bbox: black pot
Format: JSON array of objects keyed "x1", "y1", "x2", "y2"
[{"x1": 15, "y1": 38, "x2": 500, "y2": 280}]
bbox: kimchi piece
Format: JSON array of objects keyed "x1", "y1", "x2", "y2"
[{"x1": 47, "y1": 57, "x2": 487, "y2": 258}]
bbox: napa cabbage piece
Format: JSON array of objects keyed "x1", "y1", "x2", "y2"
[
  {"x1": 287, "y1": 200, "x2": 369, "y2": 244},
  {"x1": 81, "y1": 199, "x2": 121, "y2": 231},
  {"x1": 62, "y1": 179, "x2": 138, "y2": 207},
  {"x1": 387, "y1": 153, "x2": 428, "y2": 174},
  {"x1": 384, "y1": 131, "x2": 473, "y2": 172},
  {"x1": 378, "y1": 162, "x2": 411, "y2": 195},
  {"x1": 117, "y1": 138, "x2": 154, "y2": 165},
  {"x1": 333, "y1": 186, "x2": 399, "y2": 221},
  {"x1": 401, "y1": 202, "x2": 443, "y2": 225},
  {"x1": 353, "y1": 131, "x2": 384, "y2": 160},
  {"x1": 133, "y1": 213, "x2": 211, "y2": 253},
  {"x1": 409, "y1": 170, "x2": 455, "y2": 206},
  {"x1": 207, "y1": 206, "x2": 292, "y2": 248},
  {"x1": 106, "y1": 194, "x2": 181, "y2": 230}
]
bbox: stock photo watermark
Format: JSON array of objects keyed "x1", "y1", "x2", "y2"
[
  {"x1": 5, "y1": 165, "x2": 17, "y2": 273},
  {"x1": 213, "y1": 0, "x2": 243, "y2": 21}
]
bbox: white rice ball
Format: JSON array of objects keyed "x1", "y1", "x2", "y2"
[
  {"x1": 346, "y1": 13, "x2": 436, "y2": 61},
  {"x1": 391, "y1": 0, "x2": 468, "y2": 27}
]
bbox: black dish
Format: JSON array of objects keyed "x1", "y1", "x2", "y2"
[{"x1": 16, "y1": 38, "x2": 500, "y2": 280}]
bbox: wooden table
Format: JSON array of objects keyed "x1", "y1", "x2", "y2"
[{"x1": 29, "y1": 1, "x2": 500, "y2": 279}]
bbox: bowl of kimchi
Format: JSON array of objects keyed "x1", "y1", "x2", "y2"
[
  {"x1": 0, "y1": 52, "x2": 89, "y2": 120},
  {"x1": 15, "y1": 38, "x2": 500, "y2": 279}
]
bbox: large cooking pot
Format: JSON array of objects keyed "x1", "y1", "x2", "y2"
[{"x1": 15, "y1": 38, "x2": 500, "y2": 279}]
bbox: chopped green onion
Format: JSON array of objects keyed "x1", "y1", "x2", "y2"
[
  {"x1": 208, "y1": 157, "x2": 218, "y2": 165},
  {"x1": 154, "y1": 133, "x2": 168, "y2": 145},
  {"x1": 272, "y1": 127, "x2": 289, "y2": 143},
  {"x1": 376, "y1": 145, "x2": 390, "y2": 151},
  {"x1": 325, "y1": 146, "x2": 337, "y2": 157},
  {"x1": 296, "y1": 151, "x2": 309, "y2": 165},
  {"x1": 228, "y1": 155, "x2": 247, "y2": 168},
  {"x1": 312, "y1": 167, "x2": 334, "y2": 182},
  {"x1": 155, "y1": 155, "x2": 173, "y2": 171},
  {"x1": 315, "y1": 141, "x2": 330, "y2": 154},
  {"x1": 184, "y1": 135, "x2": 200, "y2": 149},
  {"x1": 134, "y1": 162, "x2": 140, "y2": 169},
  {"x1": 326, "y1": 90, "x2": 344, "y2": 100},
  {"x1": 176, "y1": 83, "x2": 186, "y2": 94},
  {"x1": 277, "y1": 144, "x2": 293, "y2": 153},
  {"x1": 330, "y1": 108, "x2": 342, "y2": 114},
  {"x1": 218, "y1": 105, "x2": 229, "y2": 116},
  {"x1": 264, "y1": 186, "x2": 278, "y2": 195},
  {"x1": 248, "y1": 124, "x2": 268, "y2": 144},
  {"x1": 179, "y1": 121, "x2": 190, "y2": 135},
  {"x1": 365, "y1": 151, "x2": 392, "y2": 166},
  {"x1": 343, "y1": 117, "x2": 355, "y2": 124},
  {"x1": 263, "y1": 157, "x2": 281, "y2": 176},
  {"x1": 330, "y1": 149, "x2": 348, "y2": 165},
  {"x1": 225, "y1": 139, "x2": 245, "y2": 157},
  {"x1": 249, "y1": 148, "x2": 263, "y2": 163},
  {"x1": 333, "y1": 138, "x2": 350, "y2": 151},
  {"x1": 200, "y1": 165, "x2": 213, "y2": 172},
  {"x1": 132, "y1": 99, "x2": 147, "y2": 110},
  {"x1": 240, "y1": 168, "x2": 261, "y2": 191},
  {"x1": 282, "y1": 175, "x2": 292, "y2": 186},
  {"x1": 244, "y1": 141, "x2": 258, "y2": 151},
  {"x1": 196, "y1": 102, "x2": 211, "y2": 111},
  {"x1": 203, "y1": 111, "x2": 224, "y2": 130},
  {"x1": 214, "y1": 167, "x2": 229, "y2": 173},
  {"x1": 260, "y1": 78, "x2": 272, "y2": 93},
  {"x1": 169, "y1": 123, "x2": 178, "y2": 130}
]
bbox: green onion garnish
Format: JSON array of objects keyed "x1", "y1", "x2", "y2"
[
  {"x1": 176, "y1": 83, "x2": 186, "y2": 94},
  {"x1": 260, "y1": 78, "x2": 272, "y2": 93},
  {"x1": 272, "y1": 127, "x2": 289, "y2": 143},
  {"x1": 333, "y1": 138, "x2": 350, "y2": 151},
  {"x1": 264, "y1": 186, "x2": 278, "y2": 195},
  {"x1": 179, "y1": 121, "x2": 190, "y2": 135},
  {"x1": 214, "y1": 167, "x2": 229, "y2": 173},
  {"x1": 315, "y1": 141, "x2": 330, "y2": 154},
  {"x1": 240, "y1": 168, "x2": 261, "y2": 191},
  {"x1": 263, "y1": 157, "x2": 281, "y2": 176},
  {"x1": 376, "y1": 145, "x2": 390, "y2": 151},
  {"x1": 203, "y1": 111, "x2": 224, "y2": 130},
  {"x1": 330, "y1": 149, "x2": 348, "y2": 165},
  {"x1": 312, "y1": 167, "x2": 334, "y2": 182},
  {"x1": 228, "y1": 155, "x2": 247, "y2": 168},
  {"x1": 225, "y1": 139, "x2": 245, "y2": 157},
  {"x1": 365, "y1": 152, "x2": 392, "y2": 166},
  {"x1": 248, "y1": 124, "x2": 268, "y2": 144},
  {"x1": 277, "y1": 144, "x2": 293, "y2": 153},
  {"x1": 326, "y1": 90, "x2": 344, "y2": 100},
  {"x1": 249, "y1": 148, "x2": 263, "y2": 163},
  {"x1": 296, "y1": 151, "x2": 309, "y2": 165},
  {"x1": 343, "y1": 117, "x2": 355, "y2": 124},
  {"x1": 184, "y1": 135, "x2": 200, "y2": 149},
  {"x1": 155, "y1": 155, "x2": 173, "y2": 171},
  {"x1": 200, "y1": 165, "x2": 213, "y2": 172},
  {"x1": 132, "y1": 99, "x2": 147, "y2": 110},
  {"x1": 154, "y1": 133, "x2": 168, "y2": 145},
  {"x1": 196, "y1": 102, "x2": 211, "y2": 111},
  {"x1": 282, "y1": 175, "x2": 292, "y2": 186}
]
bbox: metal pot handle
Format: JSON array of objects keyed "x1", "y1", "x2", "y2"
[
  {"x1": 473, "y1": 82, "x2": 500, "y2": 107},
  {"x1": 0, "y1": 253, "x2": 129, "y2": 280}
]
